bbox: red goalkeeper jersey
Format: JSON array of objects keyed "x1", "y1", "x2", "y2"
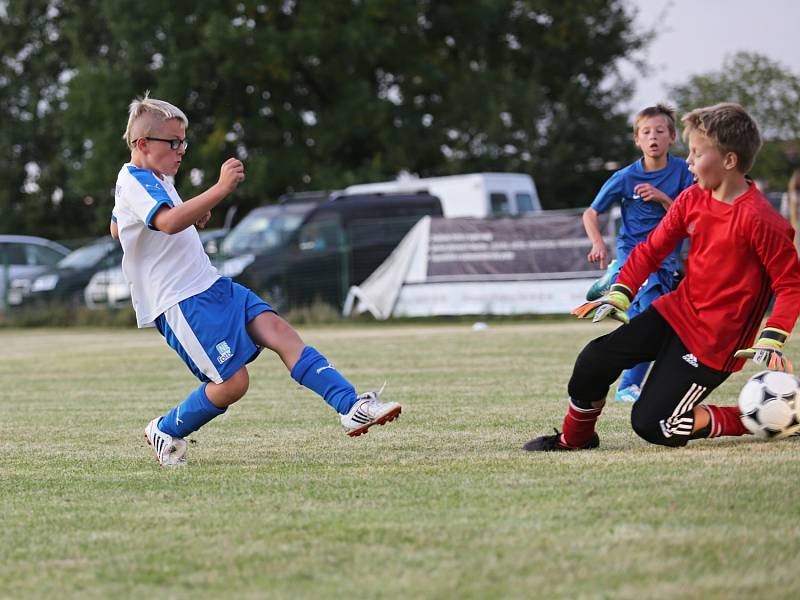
[{"x1": 617, "y1": 182, "x2": 800, "y2": 372}]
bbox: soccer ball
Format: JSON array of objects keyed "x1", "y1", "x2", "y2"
[{"x1": 738, "y1": 370, "x2": 800, "y2": 440}]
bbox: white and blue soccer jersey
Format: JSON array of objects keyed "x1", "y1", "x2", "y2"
[
  {"x1": 113, "y1": 162, "x2": 219, "y2": 328},
  {"x1": 591, "y1": 154, "x2": 694, "y2": 271}
]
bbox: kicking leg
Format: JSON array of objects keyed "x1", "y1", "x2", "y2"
[
  {"x1": 246, "y1": 311, "x2": 401, "y2": 435},
  {"x1": 246, "y1": 310, "x2": 304, "y2": 370},
  {"x1": 247, "y1": 311, "x2": 356, "y2": 413}
]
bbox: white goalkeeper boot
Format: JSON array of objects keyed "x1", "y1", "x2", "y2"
[
  {"x1": 144, "y1": 417, "x2": 188, "y2": 467},
  {"x1": 340, "y1": 384, "x2": 401, "y2": 437}
]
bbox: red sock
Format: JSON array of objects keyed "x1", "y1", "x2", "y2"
[
  {"x1": 703, "y1": 405, "x2": 749, "y2": 438},
  {"x1": 561, "y1": 400, "x2": 602, "y2": 448}
]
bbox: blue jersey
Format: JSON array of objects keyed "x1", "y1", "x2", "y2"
[{"x1": 591, "y1": 154, "x2": 693, "y2": 269}]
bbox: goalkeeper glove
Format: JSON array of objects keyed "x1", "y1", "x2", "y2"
[
  {"x1": 734, "y1": 328, "x2": 794, "y2": 373},
  {"x1": 572, "y1": 283, "x2": 633, "y2": 324}
]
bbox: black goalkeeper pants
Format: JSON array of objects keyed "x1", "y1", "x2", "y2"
[{"x1": 568, "y1": 307, "x2": 731, "y2": 447}]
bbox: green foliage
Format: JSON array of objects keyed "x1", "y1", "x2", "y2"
[
  {"x1": 1, "y1": 0, "x2": 646, "y2": 238},
  {"x1": 0, "y1": 0, "x2": 87, "y2": 238},
  {"x1": 669, "y1": 51, "x2": 800, "y2": 190}
]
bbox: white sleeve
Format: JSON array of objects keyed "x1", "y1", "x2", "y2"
[{"x1": 120, "y1": 165, "x2": 175, "y2": 230}]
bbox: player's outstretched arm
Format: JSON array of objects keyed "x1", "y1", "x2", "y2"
[
  {"x1": 153, "y1": 158, "x2": 244, "y2": 234},
  {"x1": 734, "y1": 328, "x2": 794, "y2": 373},
  {"x1": 582, "y1": 207, "x2": 607, "y2": 269},
  {"x1": 572, "y1": 283, "x2": 633, "y2": 324}
]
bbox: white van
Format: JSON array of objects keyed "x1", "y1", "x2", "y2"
[{"x1": 344, "y1": 172, "x2": 541, "y2": 218}]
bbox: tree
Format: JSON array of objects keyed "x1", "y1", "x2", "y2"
[
  {"x1": 669, "y1": 51, "x2": 800, "y2": 190},
  {"x1": 0, "y1": 1, "x2": 83, "y2": 239},
  {"x1": 1, "y1": 0, "x2": 647, "y2": 238}
]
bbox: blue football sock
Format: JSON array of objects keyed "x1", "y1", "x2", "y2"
[
  {"x1": 158, "y1": 383, "x2": 226, "y2": 438},
  {"x1": 290, "y1": 346, "x2": 357, "y2": 414},
  {"x1": 620, "y1": 361, "x2": 650, "y2": 390}
]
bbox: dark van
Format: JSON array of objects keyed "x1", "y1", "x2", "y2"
[{"x1": 236, "y1": 192, "x2": 442, "y2": 311}]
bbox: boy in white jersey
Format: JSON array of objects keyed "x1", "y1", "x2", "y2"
[{"x1": 112, "y1": 92, "x2": 401, "y2": 466}]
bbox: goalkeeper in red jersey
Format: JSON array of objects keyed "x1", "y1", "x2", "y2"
[{"x1": 524, "y1": 103, "x2": 800, "y2": 451}]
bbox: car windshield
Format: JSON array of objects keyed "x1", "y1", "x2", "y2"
[
  {"x1": 221, "y1": 211, "x2": 306, "y2": 256},
  {"x1": 58, "y1": 240, "x2": 115, "y2": 269}
]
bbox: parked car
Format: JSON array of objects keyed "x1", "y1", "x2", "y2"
[
  {"x1": 84, "y1": 228, "x2": 229, "y2": 309},
  {"x1": 0, "y1": 235, "x2": 71, "y2": 308},
  {"x1": 25, "y1": 236, "x2": 123, "y2": 305},
  {"x1": 84, "y1": 266, "x2": 128, "y2": 309},
  {"x1": 216, "y1": 201, "x2": 320, "y2": 278},
  {"x1": 236, "y1": 192, "x2": 443, "y2": 311}
]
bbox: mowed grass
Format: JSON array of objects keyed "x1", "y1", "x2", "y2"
[{"x1": 1, "y1": 321, "x2": 799, "y2": 599}]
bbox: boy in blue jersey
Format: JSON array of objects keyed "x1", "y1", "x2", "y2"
[
  {"x1": 582, "y1": 104, "x2": 694, "y2": 403},
  {"x1": 111, "y1": 93, "x2": 401, "y2": 466}
]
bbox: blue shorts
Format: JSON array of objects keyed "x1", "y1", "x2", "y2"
[{"x1": 155, "y1": 278, "x2": 273, "y2": 384}]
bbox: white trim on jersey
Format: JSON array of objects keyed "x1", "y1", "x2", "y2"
[{"x1": 163, "y1": 303, "x2": 223, "y2": 384}]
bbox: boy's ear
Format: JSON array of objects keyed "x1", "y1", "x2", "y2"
[{"x1": 723, "y1": 152, "x2": 739, "y2": 171}]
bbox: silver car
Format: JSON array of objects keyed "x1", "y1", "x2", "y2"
[{"x1": 0, "y1": 235, "x2": 71, "y2": 309}]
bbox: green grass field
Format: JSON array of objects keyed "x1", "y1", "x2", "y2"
[{"x1": 2, "y1": 322, "x2": 799, "y2": 599}]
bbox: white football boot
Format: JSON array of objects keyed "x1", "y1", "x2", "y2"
[
  {"x1": 340, "y1": 384, "x2": 401, "y2": 437},
  {"x1": 144, "y1": 417, "x2": 188, "y2": 467}
]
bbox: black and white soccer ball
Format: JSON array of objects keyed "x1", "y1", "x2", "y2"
[{"x1": 738, "y1": 370, "x2": 800, "y2": 440}]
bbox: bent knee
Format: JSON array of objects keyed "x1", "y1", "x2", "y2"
[
  {"x1": 231, "y1": 367, "x2": 250, "y2": 392},
  {"x1": 222, "y1": 367, "x2": 250, "y2": 401},
  {"x1": 573, "y1": 338, "x2": 606, "y2": 372},
  {"x1": 630, "y1": 413, "x2": 665, "y2": 445},
  {"x1": 630, "y1": 407, "x2": 687, "y2": 448}
]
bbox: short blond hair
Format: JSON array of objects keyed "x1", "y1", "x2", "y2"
[
  {"x1": 123, "y1": 91, "x2": 188, "y2": 150},
  {"x1": 633, "y1": 104, "x2": 677, "y2": 137},
  {"x1": 681, "y1": 103, "x2": 762, "y2": 173}
]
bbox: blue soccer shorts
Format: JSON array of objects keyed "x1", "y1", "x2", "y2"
[{"x1": 154, "y1": 277, "x2": 273, "y2": 384}]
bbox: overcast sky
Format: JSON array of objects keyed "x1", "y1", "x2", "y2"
[{"x1": 621, "y1": 0, "x2": 799, "y2": 111}]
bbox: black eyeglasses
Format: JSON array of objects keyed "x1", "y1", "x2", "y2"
[{"x1": 142, "y1": 137, "x2": 188, "y2": 151}]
